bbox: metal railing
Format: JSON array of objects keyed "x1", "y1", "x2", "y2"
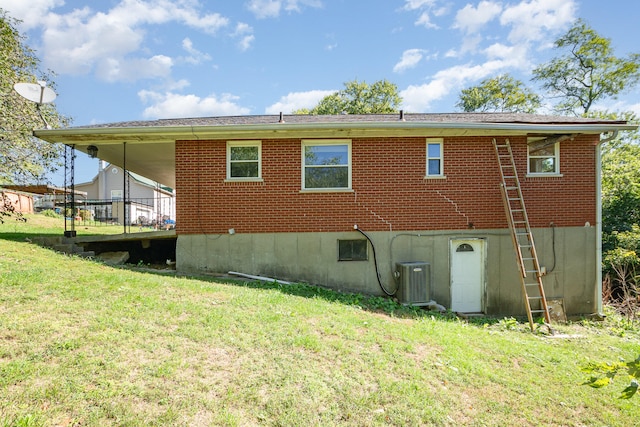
[{"x1": 65, "y1": 197, "x2": 175, "y2": 231}]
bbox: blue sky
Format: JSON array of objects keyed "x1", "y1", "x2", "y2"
[{"x1": 3, "y1": 0, "x2": 640, "y2": 185}]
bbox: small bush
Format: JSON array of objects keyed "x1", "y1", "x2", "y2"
[{"x1": 40, "y1": 209, "x2": 61, "y2": 218}]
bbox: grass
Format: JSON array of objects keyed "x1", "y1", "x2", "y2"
[
  {"x1": 1, "y1": 214, "x2": 639, "y2": 426},
  {"x1": 0, "y1": 212, "x2": 167, "y2": 241}
]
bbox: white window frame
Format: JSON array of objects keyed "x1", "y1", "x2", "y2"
[
  {"x1": 425, "y1": 138, "x2": 444, "y2": 178},
  {"x1": 527, "y1": 137, "x2": 561, "y2": 176},
  {"x1": 301, "y1": 139, "x2": 352, "y2": 191},
  {"x1": 110, "y1": 190, "x2": 123, "y2": 201},
  {"x1": 226, "y1": 140, "x2": 262, "y2": 181}
]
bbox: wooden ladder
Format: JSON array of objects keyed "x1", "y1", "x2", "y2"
[{"x1": 492, "y1": 138, "x2": 551, "y2": 330}]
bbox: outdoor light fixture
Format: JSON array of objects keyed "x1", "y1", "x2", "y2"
[{"x1": 87, "y1": 145, "x2": 98, "y2": 158}]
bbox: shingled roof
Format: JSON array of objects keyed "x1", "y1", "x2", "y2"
[{"x1": 78, "y1": 112, "x2": 627, "y2": 129}]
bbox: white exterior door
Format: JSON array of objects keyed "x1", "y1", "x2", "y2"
[{"x1": 450, "y1": 239, "x2": 485, "y2": 313}]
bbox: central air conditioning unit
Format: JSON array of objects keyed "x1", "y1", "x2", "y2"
[{"x1": 395, "y1": 261, "x2": 430, "y2": 305}]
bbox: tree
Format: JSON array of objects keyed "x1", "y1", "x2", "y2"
[
  {"x1": 602, "y1": 141, "x2": 640, "y2": 239},
  {"x1": 294, "y1": 79, "x2": 402, "y2": 115},
  {"x1": 532, "y1": 19, "x2": 640, "y2": 116},
  {"x1": 588, "y1": 110, "x2": 640, "y2": 318},
  {"x1": 593, "y1": 111, "x2": 640, "y2": 243},
  {"x1": 0, "y1": 9, "x2": 70, "y2": 185},
  {"x1": 456, "y1": 74, "x2": 541, "y2": 113}
]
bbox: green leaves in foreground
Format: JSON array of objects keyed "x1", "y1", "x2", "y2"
[{"x1": 582, "y1": 354, "x2": 640, "y2": 399}]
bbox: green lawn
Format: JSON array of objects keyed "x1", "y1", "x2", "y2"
[{"x1": 1, "y1": 215, "x2": 639, "y2": 426}]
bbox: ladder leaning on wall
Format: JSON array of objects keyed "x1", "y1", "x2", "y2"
[{"x1": 492, "y1": 138, "x2": 551, "y2": 331}]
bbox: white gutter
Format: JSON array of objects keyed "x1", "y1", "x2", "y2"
[{"x1": 33, "y1": 121, "x2": 638, "y2": 143}]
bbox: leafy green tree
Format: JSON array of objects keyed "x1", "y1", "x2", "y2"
[
  {"x1": 295, "y1": 79, "x2": 402, "y2": 115},
  {"x1": 0, "y1": 9, "x2": 70, "y2": 185},
  {"x1": 533, "y1": 19, "x2": 640, "y2": 115},
  {"x1": 456, "y1": 74, "x2": 541, "y2": 113},
  {"x1": 594, "y1": 111, "x2": 640, "y2": 243},
  {"x1": 592, "y1": 110, "x2": 640, "y2": 318},
  {"x1": 602, "y1": 142, "x2": 640, "y2": 240}
]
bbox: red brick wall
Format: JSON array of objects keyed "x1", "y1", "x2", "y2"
[{"x1": 175, "y1": 135, "x2": 597, "y2": 234}]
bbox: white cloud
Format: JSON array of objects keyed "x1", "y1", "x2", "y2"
[
  {"x1": 415, "y1": 12, "x2": 438, "y2": 29},
  {"x1": 181, "y1": 38, "x2": 212, "y2": 65},
  {"x1": 453, "y1": 1, "x2": 502, "y2": 34},
  {"x1": 483, "y1": 42, "x2": 530, "y2": 69},
  {"x1": 233, "y1": 23, "x2": 255, "y2": 51},
  {"x1": 393, "y1": 49, "x2": 427, "y2": 73},
  {"x1": 402, "y1": 0, "x2": 447, "y2": 28},
  {"x1": 500, "y1": 0, "x2": 576, "y2": 43},
  {"x1": 0, "y1": 0, "x2": 64, "y2": 29},
  {"x1": 41, "y1": 8, "x2": 145, "y2": 75},
  {"x1": 446, "y1": 34, "x2": 487, "y2": 58},
  {"x1": 105, "y1": 0, "x2": 228, "y2": 34},
  {"x1": 96, "y1": 55, "x2": 174, "y2": 82},
  {"x1": 246, "y1": 0, "x2": 322, "y2": 19},
  {"x1": 400, "y1": 60, "x2": 509, "y2": 112},
  {"x1": 247, "y1": 0, "x2": 281, "y2": 18},
  {"x1": 265, "y1": 90, "x2": 335, "y2": 114},
  {"x1": 139, "y1": 90, "x2": 250, "y2": 119},
  {"x1": 402, "y1": 0, "x2": 437, "y2": 11},
  {"x1": 16, "y1": 1, "x2": 230, "y2": 83}
]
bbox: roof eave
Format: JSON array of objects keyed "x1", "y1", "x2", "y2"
[{"x1": 34, "y1": 121, "x2": 637, "y2": 145}]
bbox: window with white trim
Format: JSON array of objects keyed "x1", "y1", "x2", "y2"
[
  {"x1": 227, "y1": 141, "x2": 262, "y2": 180},
  {"x1": 527, "y1": 137, "x2": 559, "y2": 175},
  {"x1": 110, "y1": 190, "x2": 123, "y2": 201},
  {"x1": 302, "y1": 140, "x2": 351, "y2": 190},
  {"x1": 426, "y1": 138, "x2": 443, "y2": 177}
]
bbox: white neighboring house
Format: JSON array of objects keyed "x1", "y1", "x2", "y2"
[{"x1": 75, "y1": 162, "x2": 175, "y2": 227}]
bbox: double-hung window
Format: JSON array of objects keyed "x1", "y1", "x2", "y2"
[
  {"x1": 227, "y1": 141, "x2": 262, "y2": 181},
  {"x1": 426, "y1": 138, "x2": 444, "y2": 177},
  {"x1": 527, "y1": 137, "x2": 560, "y2": 175},
  {"x1": 302, "y1": 140, "x2": 351, "y2": 190}
]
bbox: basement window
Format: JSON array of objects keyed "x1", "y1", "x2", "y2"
[{"x1": 338, "y1": 239, "x2": 368, "y2": 261}]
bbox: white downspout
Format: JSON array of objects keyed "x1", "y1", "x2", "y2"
[{"x1": 596, "y1": 130, "x2": 618, "y2": 315}]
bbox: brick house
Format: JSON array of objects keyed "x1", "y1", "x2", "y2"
[{"x1": 34, "y1": 113, "x2": 636, "y2": 318}]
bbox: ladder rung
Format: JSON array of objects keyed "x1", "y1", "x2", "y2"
[
  {"x1": 530, "y1": 309, "x2": 547, "y2": 314},
  {"x1": 495, "y1": 144, "x2": 509, "y2": 148},
  {"x1": 524, "y1": 283, "x2": 540, "y2": 287}
]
